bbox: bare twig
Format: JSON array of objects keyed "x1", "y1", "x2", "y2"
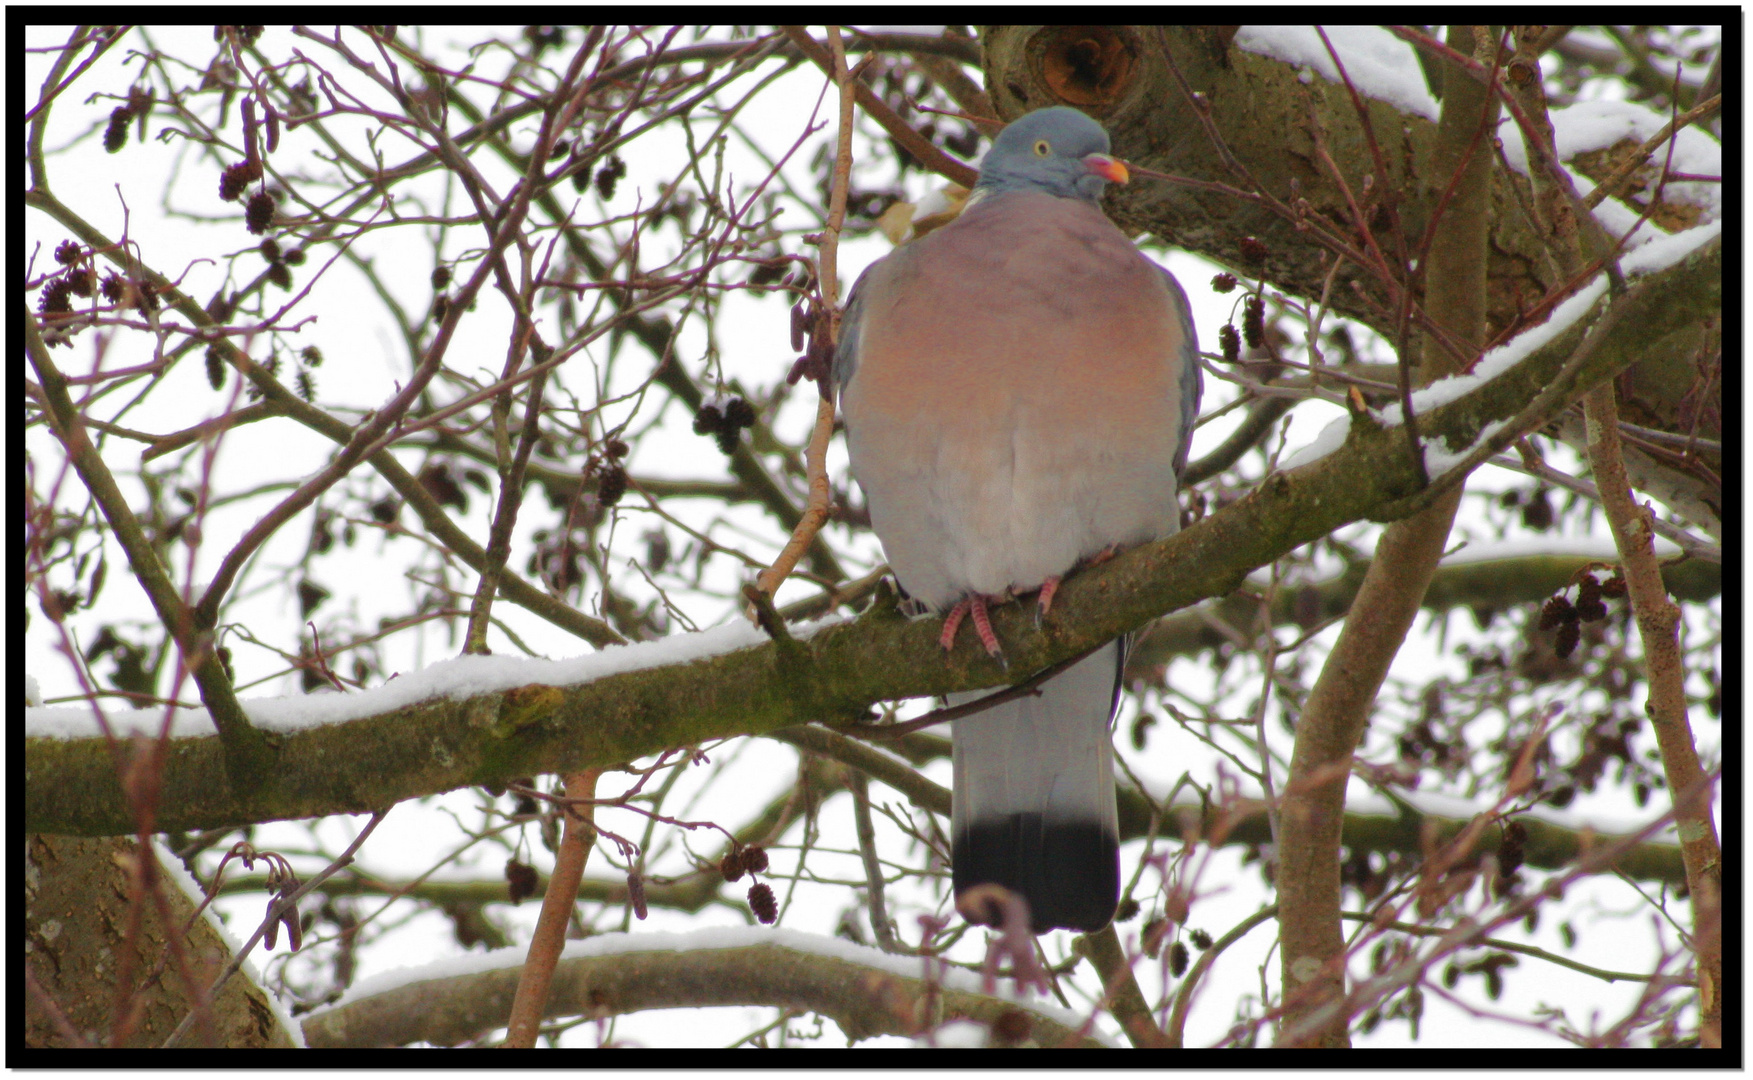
[
  {"x1": 1167, "y1": 904, "x2": 1279, "y2": 1047},
  {"x1": 753, "y1": 27, "x2": 854, "y2": 606},
  {"x1": 1581, "y1": 94, "x2": 1722, "y2": 210},
  {"x1": 1082, "y1": 925, "x2": 1171, "y2": 1048},
  {"x1": 781, "y1": 26, "x2": 979, "y2": 188},
  {"x1": 163, "y1": 809, "x2": 387, "y2": 1047},
  {"x1": 848, "y1": 771, "x2": 898, "y2": 952},
  {"x1": 504, "y1": 769, "x2": 602, "y2": 1048}
]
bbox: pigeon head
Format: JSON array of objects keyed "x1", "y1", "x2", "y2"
[{"x1": 974, "y1": 106, "x2": 1129, "y2": 202}]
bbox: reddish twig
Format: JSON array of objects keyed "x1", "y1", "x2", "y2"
[{"x1": 504, "y1": 769, "x2": 601, "y2": 1047}]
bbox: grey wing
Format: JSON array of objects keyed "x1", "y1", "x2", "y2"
[
  {"x1": 1159, "y1": 265, "x2": 1203, "y2": 478},
  {"x1": 831, "y1": 265, "x2": 877, "y2": 400}
]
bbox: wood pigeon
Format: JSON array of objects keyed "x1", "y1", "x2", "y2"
[{"x1": 834, "y1": 106, "x2": 1201, "y2": 933}]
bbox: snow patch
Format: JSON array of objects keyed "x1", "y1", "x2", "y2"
[
  {"x1": 1497, "y1": 99, "x2": 1722, "y2": 221},
  {"x1": 1281, "y1": 413, "x2": 1351, "y2": 471},
  {"x1": 25, "y1": 613, "x2": 850, "y2": 740},
  {"x1": 1424, "y1": 419, "x2": 1508, "y2": 479},
  {"x1": 1235, "y1": 26, "x2": 1440, "y2": 120}
]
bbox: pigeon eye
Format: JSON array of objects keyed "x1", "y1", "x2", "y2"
[{"x1": 1032, "y1": 139, "x2": 1051, "y2": 157}]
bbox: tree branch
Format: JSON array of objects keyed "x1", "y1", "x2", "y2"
[{"x1": 300, "y1": 933, "x2": 1106, "y2": 1047}]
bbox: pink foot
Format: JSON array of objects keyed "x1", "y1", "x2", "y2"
[
  {"x1": 1035, "y1": 576, "x2": 1061, "y2": 626},
  {"x1": 966, "y1": 595, "x2": 1005, "y2": 666},
  {"x1": 938, "y1": 599, "x2": 971, "y2": 652},
  {"x1": 1087, "y1": 543, "x2": 1121, "y2": 567},
  {"x1": 939, "y1": 594, "x2": 1007, "y2": 667}
]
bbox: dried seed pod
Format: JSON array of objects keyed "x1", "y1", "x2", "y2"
[
  {"x1": 64, "y1": 268, "x2": 94, "y2": 298},
  {"x1": 281, "y1": 247, "x2": 306, "y2": 266},
  {"x1": 1600, "y1": 571, "x2": 1627, "y2": 599},
  {"x1": 1189, "y1": 928, "x2": 1213, "y2": 950},
  {"x1": 722, "y1": 397, "x2": 757, "y2": 431},
  {"x1": 627, "y1": 871, "x2": 648, "y2": 921},
  {"x1": 594, "y1": 154, "x2": 626, "y2": 200},
  {"x1": 604, "y1": 438, "x2": 629, "y2": 459},
  {"x1": 505, "y1": 859, "x2": 539, "y2": 904},
  {"x1": 719, "y1": 848, "x2": 745, "y2": 883},
  {"x1": 264, "y1": 100, "x2": 280, "y2": 153},
  {"x1": 206, "y1": 345, "x2": 226, "y2": 390},
  {"x1": 1130, "y1": 710, "x2": 1156, "y2": 751},
  {"x1": 38, "y1": 277, "x2": 73, "y2": 315},
  {"x1": 1239, "y1": 235, "x2": 1269, "y2": 263},
  {"x1": 431, "y1": 265, "x2": 451, "y2": 290},
  {"x1": 1554, "y1": 620, "x2": 1581, "y2": 659},
  {"x1": 693, "y1": 402, "x2": 725, "y2": 436},
  {"x1": 219, "y1": 159, "x2": 262, "y2": 202},
  {"x1": 103, "y1": 106, "x2": 132, "y2": 153},
  {"x1": 1218, "y1": 322, "x2": 1240, "y2": 363},
  {"x1": 1520, "y1": 488, "x2": 1554, "y2": 531},
  {"x1": 1538, "y1": 595, "x2": 1577, "y2": 630},
  {"x1": 596, "y1": 462, "x2": 627, "y2": 507},
  {"x1": 1168, "y1": 940, "x2": 1190, "y2": 976},
  {"x1": 241, "y1": 96, "x2": 258, "y2": 163},
  {"x1": 1573, "y1": 574, "x2": 1607, "y2": 622},
  {"x1": 301, "y1": 345, "x2": 323, "y2": 367},
  {"x1": 741, "y1": 845, "x2": 769, "y2": 874},
  {"x1": 246, "y1": 190, "x2": 276, "y2": 234},
  {"x1": 747, "y1": 882, "x2": 778, "y2": 924},
  {"x1": 1498, "y1": 819, "x2": 1527, "y2": 875},
  {"x1": 370, "y1": 496, "x2": 400, "y2": 524},
  {"x1": 54, "y1": 240, "x2": 81, "y2": 265},
  {"x1": 1242, "y1": 294, "x2": 1265, "y2": 349},
  {"x1": 1210, "y1": 272, "x2": 1237, "y2": 293},
  {"x1": 260, "y1": 237, "x2": 282, "y2": 263},
  {"x1": 1141, "y1": 917, "x2": 1168, "y2": 960},
  {"x1": 266, "y1": 262, "x2": 292, "y2": 290}
]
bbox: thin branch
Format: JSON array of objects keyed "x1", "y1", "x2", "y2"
[
  {"x1": 162, "y1": 809, "x2": 387, "y2": 1047},
  {"x1": 1167, "y1": 904, "x2": 1279, "y2": 1047},
  {"x1": 1083, "y1": 925, "x2": 1171, "y2": 1048},
  {"x1": 1338, "y1": 911, "x2": 1678, "y2": 986},
  {"x1": 1580, "y1": 382, "x2": 1722, "y2": 1046},
  {"x1": 848, "y1": 771, "x2": 898, "y2": 952},
  {"x1": 781, "y1": 25, "x2": 979, "y2": 189},
  {"x1": 504, "y1": 769, "x2": 601, "y2": 1048}
]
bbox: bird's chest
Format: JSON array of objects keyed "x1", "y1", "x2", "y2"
[{"x1": 852, "y1": 228, "x2": 1178, "y2": 441}]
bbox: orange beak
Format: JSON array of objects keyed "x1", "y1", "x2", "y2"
[{"x1": 1082, "y1": 153, "x2": 1130, "y2": 185}]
